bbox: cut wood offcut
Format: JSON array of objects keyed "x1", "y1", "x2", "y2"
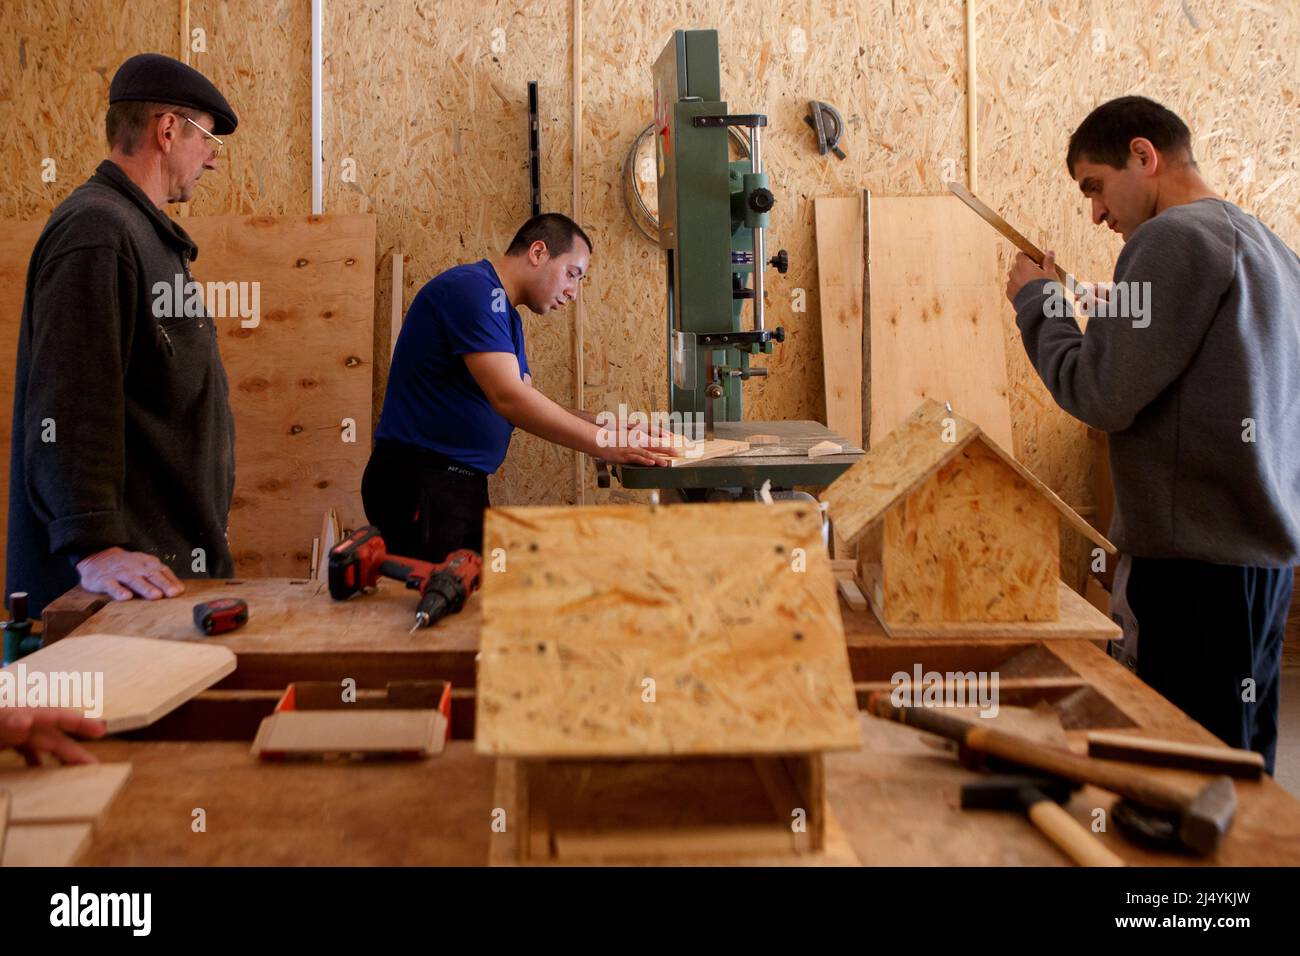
[{"x1": 822, "y1": 400, "x2": 1117, "y2": 637}]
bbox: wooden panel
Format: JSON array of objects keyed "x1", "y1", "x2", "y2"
[
  {"x1": 867, "y1": 195, "x2": 1013, "y2": 451},
  {"x1": 0, "y1": 214, "x2": 375, "y2": 581},
  {"x1": 476, "y1": 501, "x2": 860, "y2": 758},
  {"x1": 1, "y1": 822, "x2": 91, "y2": 867},
  {"x1": 665, "y1": 437, "x2": 750, "y2": 466},
  {"x1": 182, "y1": 214, "x2": 375, "y2": 576},
  {"x1": 0, "y1": 763, "x2": 131, "y2": 825},
  {"x1": 882, "y1": 441, "x2": 1060, "y2": 623},
  {"x1": 862, "y1": 575, "x2": 1120, "y2": 641},
  {"x1": 250, "y1": 710, "x2": 447, "y2": 757},
  {"x1": 814, "y1": 195, "x2": 864, "y2": 448},
  {"x1": 6, "y1": 634, "x2": 235, "y2": 732}
]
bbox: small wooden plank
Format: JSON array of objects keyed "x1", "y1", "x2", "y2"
[
  {"x1": 5, "y1": 634, "x2": 236, "y2": 733},
  {"x1": 250, "y1": 710, "x2": 447, "y2": 757},
  {"x1": 867, "y1": 196, "x2": 1014, "y2": 453},
  {"x1": 808, "y1": 440, "x2": 842, "y2": 458},
  {"x1": 837, "y1": 579, "x2": 868, "y2": 612},
  {"x1": 0, "y1": 764, "x2": 131, "y2": 825},
  {"x1": 1086, "y1": 731, "x2": 1266, "y2": 779},
  {"x1": 1, "y1": 822, "x2": 92, "y2": 867},
  {"x1": 476, "y1": 502, "x2": 860, "y2": 758},
  {"x1": 745, "y1": 434, "x2": 781, "y2": 445},
  {"x1": 947, "y1": 181, "x2": 1076, "y2": 290},
  {"x1": 814, "y1": 195, "x2": 865, "y2": 448},
  {"x1": 553, "y1": 824, "x2": 796, "y2": 861},
  {"x1": 863, "y1": 575, "x2": 1120, "y2": 640},
  {"x1": 0, "y1": 790, "x2": 9, "y2": 860},
  {"x1": 665, "y1": 437, "x2": 750, "y2": 466}
]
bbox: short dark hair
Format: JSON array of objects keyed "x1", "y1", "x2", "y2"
[
  {"x1": 1066, "y1": 96, "x2": 1195, "y2": 177},
  {"x1": 106, "y1": 101, "x2": 196, "y2": 156},
  {"x1": 505, "y1": 213, "x2": 594, "y2": 258}
]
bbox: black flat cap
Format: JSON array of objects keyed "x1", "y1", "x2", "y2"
[{"x1": 109, "y1": 53, "x2": 238, "y2": 135}]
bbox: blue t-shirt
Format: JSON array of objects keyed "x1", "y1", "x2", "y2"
[{"x1": 376, "y1": 259, "x2": 529, "y2": 473}]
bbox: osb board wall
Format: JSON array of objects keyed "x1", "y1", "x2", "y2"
[
  {"x1": 320, "y1": 0, "x2": 577, "y2": 509},
  {"x1": 1, "y1": 2, "x2": 1297, "y2": 581}
]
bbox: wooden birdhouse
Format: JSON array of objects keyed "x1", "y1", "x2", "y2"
[
  {"x1": 822, "y1": 400, "x2": 1118, "y2": 639},
  {"x1": 475, "y1": 500, "x2": 861, "y2": 864}
]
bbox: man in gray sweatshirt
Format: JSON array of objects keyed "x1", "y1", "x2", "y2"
[{"x1": 1007, "y1": 96, "x2": 1299, "y2": 772}]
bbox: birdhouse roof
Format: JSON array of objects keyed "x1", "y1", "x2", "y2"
[
  {"x1": 822, "y1": 399, "x2": 1116, "y2": 553},
  {"x1": 474, "y1": 501, "x2": 862, "y2": 758}
]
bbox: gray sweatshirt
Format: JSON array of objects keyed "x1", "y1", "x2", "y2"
[{"x1": 1014, "y1": 197, "x2": 1300, "y2": 568}]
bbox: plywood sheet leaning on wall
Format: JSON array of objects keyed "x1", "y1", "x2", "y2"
[
  {"x1": 475, "y1": 501, "x2": 861, "y2": 758},
  {"x1": 814, "y1": 195, "x2": 865, "y2": 448},
  {"x1": 0, "y1": 214, "x2": 375, "y2": 579},
  {"x1": 867, "y1": 195, "x2": 1013, "y2": 452},
  {"x1": 183, "y1": 214, "x2": 376, "y2": 575}
]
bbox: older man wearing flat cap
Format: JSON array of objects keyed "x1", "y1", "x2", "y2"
[{"x1": 6, "y1": 53, "x2": 240, "y2": 617}]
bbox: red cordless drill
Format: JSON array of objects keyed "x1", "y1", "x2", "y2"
[{"x1": 328, "y1": 526, "x2": 482, "y2": 631}]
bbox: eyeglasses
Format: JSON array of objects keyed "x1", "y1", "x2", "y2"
[{"x1": 155, "y1": 111, "x2": 224, "y2": 157}]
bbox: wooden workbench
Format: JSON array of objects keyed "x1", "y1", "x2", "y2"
[{"x1": 32, "y1": 577, "x2": 1300, "y2": 866}]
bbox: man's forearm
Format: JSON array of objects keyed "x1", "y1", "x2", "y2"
[
  {"x1": 564, "y1": 405, "x2": 599, "y2": 425},
  {"x1": 496, "y1": 387, "x2": 604, "y2": 455}
]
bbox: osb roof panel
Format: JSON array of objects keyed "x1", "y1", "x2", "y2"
[
  {"x1": 475, "y1": 501, "x2": 861, "y2": 758},
  {"x1": 823, "y1": 400, "x2": 1114, "y2": 552}
]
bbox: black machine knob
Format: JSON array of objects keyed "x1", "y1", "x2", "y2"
[
  {"x1": 769, "y1": 249, "x2": 789, "y2": 274},
  {"x1": 773, "y1": 327, "x2": 786, "y2": 343},
  {"x1": 748, "y1": 188, "x2": 775, "y2": 214}
]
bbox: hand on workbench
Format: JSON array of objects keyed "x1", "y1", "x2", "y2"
[
  {"x1": 1005, "y1": 250, "x2": 1058, "y2": 304},
  {"x1": 0, "y1": 708, "x2": 106, "y2": 765},
  {"x1": 76, "y1": 547, "x2": 185, "y2": 602}
]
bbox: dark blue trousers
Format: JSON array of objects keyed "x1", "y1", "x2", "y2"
[{"x1": 1124, "y1": 557, "x2": 1291, "y2": 774}]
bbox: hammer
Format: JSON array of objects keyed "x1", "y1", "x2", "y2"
[
  {"x1": 961, "y1": 775, "x2": 1125, "y2": 867},
  {"x1": 868, "y1": 693, "x2": 1237, "y2": 855}
]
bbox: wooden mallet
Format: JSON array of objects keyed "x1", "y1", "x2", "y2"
[{"x1": 960, "y1": 774, "x2": 1125, "y2": 867}]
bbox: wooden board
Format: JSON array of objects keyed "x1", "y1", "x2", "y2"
[
  {"x1": 0, "y1": 763, "x2": 131, "y2": 825},
  {"x1": 6, "y1": 634, "x2": 235, "y2": 732},
  {"x1": 0, "y1": 789, "x2": 8, "y2": 859},
  {"x1": 882, "y1": 440, "x2": 1061, "y2": 623},
  {"x1": 475, "y1": 502, "x2": 861, "y2": 758},
  {"x1": 665, "y1": 437, "x2": 750, "y2": 466},
  {"x1": 250, "y1": 710, "x2": 447, "y2": 758},
  {"x1": 0, "y1": 213, "x2": 376, "y2": 581},
  {"x1": 867, "y1": 196, "x2": 1014, "y2": 451},
  {"x1": 1, "y1": 822, "x2": 92, "y2": 867},
  {"x1": 862, "y1": 574, "x2": 1121, "y2": 641},
  {"x1": 946, "y1": 181, "x2": 1075, "y2": 288},
  {"x1": 814, "y1": 195, "x2": 865, "y2": 448}
]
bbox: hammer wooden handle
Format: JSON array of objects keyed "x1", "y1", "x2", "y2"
[{"x1": 1026, "y1": 799, "x2": 1125, "y2": 867}]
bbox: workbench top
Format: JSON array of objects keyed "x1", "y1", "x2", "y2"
[{"x1": 36, "y1": 578, "x2": 1300, "y2": 866}]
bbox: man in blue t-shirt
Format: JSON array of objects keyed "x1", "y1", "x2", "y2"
[{"x1": 363, "y1": 213, "x2": 674, "y2": 562}]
